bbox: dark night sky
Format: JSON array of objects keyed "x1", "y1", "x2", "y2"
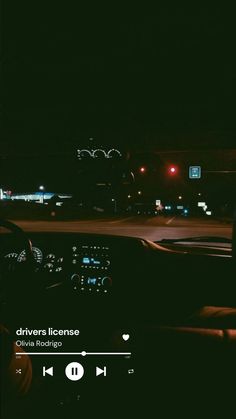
[{"x1": 2, "y1": 4, "x2": 236, "y2": 152}]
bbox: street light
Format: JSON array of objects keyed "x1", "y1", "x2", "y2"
[
  {"x1": 111, "y1": 198, "x2": 117, "y2": 213},
  {"x1": 178, "y1": 195, "x2": 182, "y2": 200},
  {"x1": 138, "y1": 191, "x2": 142, "y2": 195},
  {"x1": 39, "y1": 185, "x2": 45, "y2": 204}
]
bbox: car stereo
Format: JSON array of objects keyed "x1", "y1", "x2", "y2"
[{"x1": 70, "y1": 243, "x2": 112, "y2": 294}]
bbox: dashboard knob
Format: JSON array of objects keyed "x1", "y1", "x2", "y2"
[
  {"x1": 101, "y1": 276, "x2": 112, "y2": 287},
  {"x1": 71, "y1": 273, "x2": 80, "y2": 283}
]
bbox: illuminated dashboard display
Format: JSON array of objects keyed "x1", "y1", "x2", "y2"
[
  {"x1": 82, "y1": 257, "x2": 101, "y2": 266},
  {"x1": 87, "y1": 277, "x2": 97, "y2": 285},
  {"x1": 71, "y1": 244, "x2": 112, "y2": 293}
]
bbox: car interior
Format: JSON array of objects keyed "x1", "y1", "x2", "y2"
[
  {"x1": 2, "y1": 5, "x2": 235, "y2": 417},
  {"x1": 1, "y1": 217, "x2": 236, "y2": 417}
]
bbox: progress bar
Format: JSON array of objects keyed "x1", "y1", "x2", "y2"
[{"x1": 16, "y1": 352, "x2": 132, "y2": 356}]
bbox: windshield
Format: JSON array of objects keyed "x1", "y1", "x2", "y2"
[
  {"x1": 1, "y1": 6, "x2": 235, "y2": 244},
  {"x1": 0, "y1": 147, "x2": 234, "y2": 243}
]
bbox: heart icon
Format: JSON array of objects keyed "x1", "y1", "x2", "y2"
[{"x1": 122, "y1": 334, "x2": 130, "y2": 341}]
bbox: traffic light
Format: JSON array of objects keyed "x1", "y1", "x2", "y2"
[
  {"x1": 168, "y1": 165, "x2": 178, "y2": 175},
  {"x1": 139, "y1": 166, "x2": 146, "y2": 174}
]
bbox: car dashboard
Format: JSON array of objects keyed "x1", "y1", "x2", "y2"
[
  {"x1": 1, "y1": 231, "x2": 235, "y2": 316},
  {"x1": 1, "y1": 230, "x2": 236, "y2": 417},
  {"x1": 1, "y1": 232, "x2": 152, "y2": 298}
]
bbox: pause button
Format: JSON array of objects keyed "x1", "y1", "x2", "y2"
[{"x1": 65, "y1": 362, "x2": 84, "y2": 381}]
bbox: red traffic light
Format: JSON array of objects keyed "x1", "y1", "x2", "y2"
[
  {"x1": 168, "y1": 165, "x2": 178, "y2": 175},
  {"x1": 139, "y1": 166, "x2": 146, "y2": 173}
]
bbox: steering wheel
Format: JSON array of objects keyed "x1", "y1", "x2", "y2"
[{"x1": 0, "y1": 219, "x2": 34, "y2": 298}]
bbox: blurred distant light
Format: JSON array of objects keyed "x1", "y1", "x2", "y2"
[
  {"x1": 139, "y1": 166, "x2": 146, "y2": 173},
  {"x1": 206, "y1": 210, "x2": 212, "y2": 216},
  {"x1": 168, "y1": 165, "x2": 178, "y2": 175},
  {"x1": 184, "y1": 209, "x2": 188, "y2": 214},
  {"x1": 203, "y1": 205, "x2": 208, "y2": 211},
  {"x1": 138, "y1": 190, "x2": 142, "y2": 195},
  {"x1": 93, "y1": 149, "x2": 106, "y2": 158},
  {"x1": 39, "y1": 185, "x2": 45, "y2": 191},
  {"x1": 77, "y1": 147, "x2": 122, "y2": 159},
  {"x1": 107, "y1": 149, "x2": 122, "y2": 159},
  {"x1": 198, "y1": 202, "x2": 206, "y2": 207},
  {"x1": 178, "y1": 195, "x2": 182, "y2": 200},
  {"x1": 128, "y1": 194, "x2": 131, "y2": 199}
]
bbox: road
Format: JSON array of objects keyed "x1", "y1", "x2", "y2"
[{"x1": 8, "y1": 216, "x2": 233, "y2": 242}]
